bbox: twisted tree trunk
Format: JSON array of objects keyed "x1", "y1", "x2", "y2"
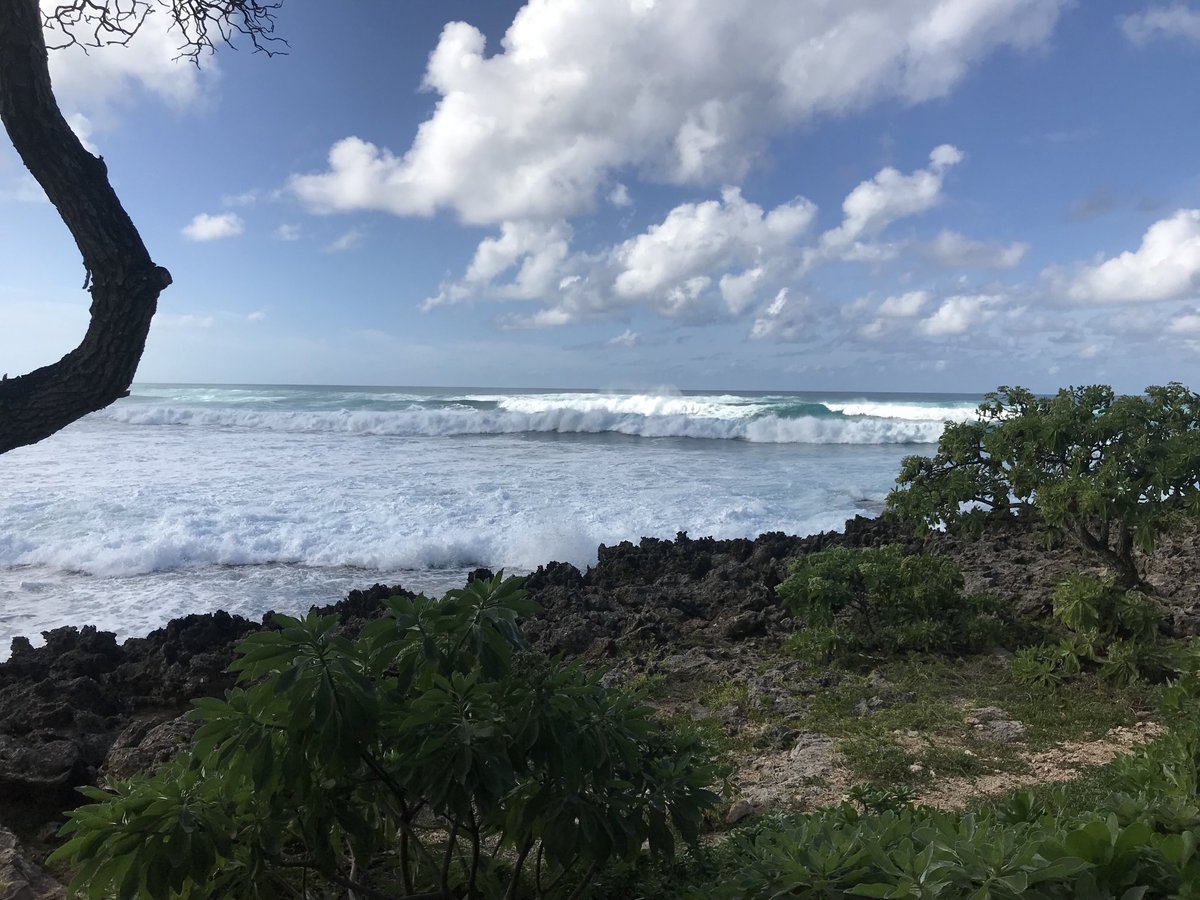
[{"x1": 0, "y1": 0, "x2": 170, "y2": 454}]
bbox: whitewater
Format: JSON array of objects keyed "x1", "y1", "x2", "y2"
[{"x1": 0, "y1": 384, "x2": 981, "y2": 656}]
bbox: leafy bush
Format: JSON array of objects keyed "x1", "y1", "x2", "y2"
[
  {"x1": 1014, "y1": 575, "x2": 1171, "y2": 688},
  {"x1": 714, "y1": 744, "x2": 1200, "y2": 898},
  {"x1": 49, "y1": 575, "x2": 720, "y2": 899},
  {"x1": 706, "y1": 643, "x2": 1200, "y2": 899},
  {"x1": 887, "y1": 383, "x2": 1200, "y2": 587},
  {"x1": 778, "y1": 546, "x2": 1009, "y2": 657}
]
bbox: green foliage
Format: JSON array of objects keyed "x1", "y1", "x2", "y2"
[
  {"x1": 49, "y1": 574, "x2": 721, "y2": 899},
  {"x1": 847, "y1": 784, "x2": 919, "y2": 815},
  {"x1": 708, "y1": 657, "x2": 1200, "y2": 900},
  {"x1": 716, "y1": 752, "x2": 1200, "y2": 898},
  {"x1": 1014, "y1": 575, "x2": 1172, "y2": 689},
  {"x1": 887, "y1": 383, "x2": 1200, "y2": 586},
  {"x1": 778, "y1": 546, "x2": 1010, "y2": 657},
  {"x1": 1011, "y1": 646, "x2": 1066, "y2": 689}
]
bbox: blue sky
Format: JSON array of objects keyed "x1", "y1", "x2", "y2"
[{"x1": 3, "y1": 0, "x2": 1200, "y2": 393}]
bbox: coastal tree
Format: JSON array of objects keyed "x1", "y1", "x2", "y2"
[
  {"x1": 886, "y1": 383, "x2": 1200, "y2": 588},
  {"x1": 0, "y1": 0, "x2": 283, "y2": 455}
]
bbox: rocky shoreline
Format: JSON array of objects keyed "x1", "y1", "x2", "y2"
[{"x1": 3, "y1": 513, "x2": 1199, "y2": 896}]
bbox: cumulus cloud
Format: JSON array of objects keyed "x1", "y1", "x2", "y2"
[
  {"x1": 920, "y1": 293, "x2": 1002, "y2": 335},
  {"x1": 42, "y1": 3, "x2": 213, "y2": 113},
  {"x1": 427, "y1": 188, "x2": 816, "y2": 324},
  {"x1": 273, "y1": 224, "x2": 302, "y2": 241},
  {"x1": 925, "y1": 229, "x2": 1028, "y2": 269},
  {"x1": 1068, "y1": 209, "x2": 1200, "y2": 303},
  {"x1": 861, "y1": 290, "x2": 938, "y2": 341},
  {"x1": 1169, "y1": 311, "x2": 1200, "y2": 334},
  {"x1": 181, "y1": 212, "x2": 244, "y2": 242},
  {"x1": 290, "y1": 0, "x2": 1062, "y2": 226},
  {"x1": 425, "y1": 221, "x2": 574, "y2": 310},
  {"x1": 819, "y1": 145, "x2": 963, "y2": 254},
  {"x1": 612, "y1": 188, "x2": 815, "y2": 302},
  {"x1": 1121, "y1": 5, "x2": 1200, "y2": 45},
  {"x1": 425, "y1": 141, "x2": 979, "y2": 329},
  {"x1": 879, "y1": 290, "x2": 930, "y2": 317}
]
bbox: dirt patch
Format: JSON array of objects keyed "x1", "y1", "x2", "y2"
[
  {"x1": 722, "y1": 718, "x2": 1164, "y2": 819},
  {"x1": 917, "y1": 721, "x2": 1164, "y2": 810}
]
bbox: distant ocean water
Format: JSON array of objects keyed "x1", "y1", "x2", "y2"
[{"x1": 0, "y1": 384, "x2": 981, "y2": 656}]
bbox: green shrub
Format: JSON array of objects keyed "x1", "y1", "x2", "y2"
[
  {"x1": 49, "y1": 575, "x2": 720, "y2": 899},
  {"x1": 715, "y1": 771, "x2": 1200, "y2": 899},
  {"x1": 887, "y1": 383, "x2": 1200, "y2": 587},
  {"x1": 1014, "y1": 575, "x2": 1172, "y2": 688},
  {"x1": 707, "y1": 651, "x2": 1200, "y2": 899},
  {"x1": 778, "y1": 546, "x2": 1009, "y2": 657}
]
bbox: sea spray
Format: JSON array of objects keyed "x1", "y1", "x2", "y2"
[{"x1": 0, "y1": 384, "x2": 981, "y2": 654}]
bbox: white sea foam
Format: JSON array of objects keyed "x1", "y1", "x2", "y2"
[
  {"x1": 0, "y1": 385, "x2": 973, "y2": 656},
  {"x1": 93, "y1": 404, "x2": 947, "y2": 443},
  {"x1": 821, "y1": 400, "x2": 980, "y2": 422},
  {"x1": 492, "y1": 392, "x2": 768, "y2": 420}
]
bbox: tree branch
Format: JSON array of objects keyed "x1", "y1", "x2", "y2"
[{"x1": 0, "y1": 0, "x2": 172, "y2": 453}]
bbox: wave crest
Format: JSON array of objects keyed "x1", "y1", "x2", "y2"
[{"x1": 94, "y1": 403, "x2": 953, "y2": 444}]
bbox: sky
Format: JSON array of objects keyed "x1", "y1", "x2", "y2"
[{"x1": 2, "y1": 0, "x2": 1200, "y2": 394}]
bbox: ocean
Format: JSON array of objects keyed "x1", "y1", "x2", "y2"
[{"x1": 0, "y1": 384, "x2": 981, "y2": 656}]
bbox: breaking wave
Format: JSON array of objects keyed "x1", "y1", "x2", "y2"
[{"x1": 92, "y1": 389, "x2": 978, "y2": 445}]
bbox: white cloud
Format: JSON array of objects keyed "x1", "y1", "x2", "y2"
[
  {"x1": 182, "y1": 212, "x2": 244, "y2": 242},
  {"x1": 719, "y1": 267, "x2": 766, "y2": 316},
  {"x1": 607, "y1": 329, "x2": 640, "y2": 347},
  {"x1": 466, "y1": 221, "x2": 571, "y2": 293},
  {"x1": 325, "y1": 228, "x2": 366, "y2": 253},
  {"x1": 750, "y1": 289, "x2": 806, "y2": 341},
  {"x1": 0, "y1": 174, "x2": 49, "y2": 204},
  {"x1": 613, "y1": 187, "x2": 815, "y2": 304},
  {"x1": 290, "y1": 0, "x2": 1062, "y2": 226},
  {"x1": 860, "y1": 318, "x2": 888, "y2": 339},
  {"x1": 1169, "y1": 311, "x2": 1200, "y2": 334},
  {"x1": 222, "y1": 191, "x2": 260, "y2": 208},
  {"x1": 608, "y1": 184, "x2": 632, "y2": 207},
  {"x1": 1068, "y1": 209, "x2": 1200, "y2": 303},
  {"x1": 247, "y1": 311, "x2": 267, "y2": 323},
  {"x1": 43, "y1": 3, "x2": 213, "y2": 113},
  {"x1": 821, "y1": 145, "x2": 964, "y2": 251},
  {"x1": 426, "y1": 187, "x2": 815, "y2": 324},
  {"x1": 274, "y1": 224, "x2": 302, "y2": 241},
  {"x1": 879, "y1": 290, "x2": 930, "y2": 317},
  {"x1": 925, "y1": 229, "x2": 1028, "y2": 269},
  {"x1": 426, "y1": 221, "x2": 573, "y2": 310},
  {"x1": 66, "y1": 113, "x2": 98, "y2": 155},
  {"x1": 859, "y1": 290, "x2": 930, "y2": 341},
  {"x1": 920, "y1": 293, "x2": 1001, "y2": 335},
  {"x1": 1121, "y1": 5, "x2": 1200, "y2": 45}
]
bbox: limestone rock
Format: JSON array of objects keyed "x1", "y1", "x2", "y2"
[
  {"x1": 102, "y1": 714, "x2": 198, "y2": 781},
  {"x1": 0, "y1": 827, "x2": 64, "y2": 900}
]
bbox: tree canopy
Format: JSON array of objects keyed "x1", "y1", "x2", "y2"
[{"x1": 886, "y1": 383, "x2": 1200, "y2": 587}]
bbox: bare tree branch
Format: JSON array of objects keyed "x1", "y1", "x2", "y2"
[
  {"x1": 42, "y1": 0, "x2": 287, "y2": 58},
  {"x1": 1, "y1": 0, "x2": 289, "y2": 454}
]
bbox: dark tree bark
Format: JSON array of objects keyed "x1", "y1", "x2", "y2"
[{"x1": 0, "y1": 0, "x2": 171, "y2": 454}]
